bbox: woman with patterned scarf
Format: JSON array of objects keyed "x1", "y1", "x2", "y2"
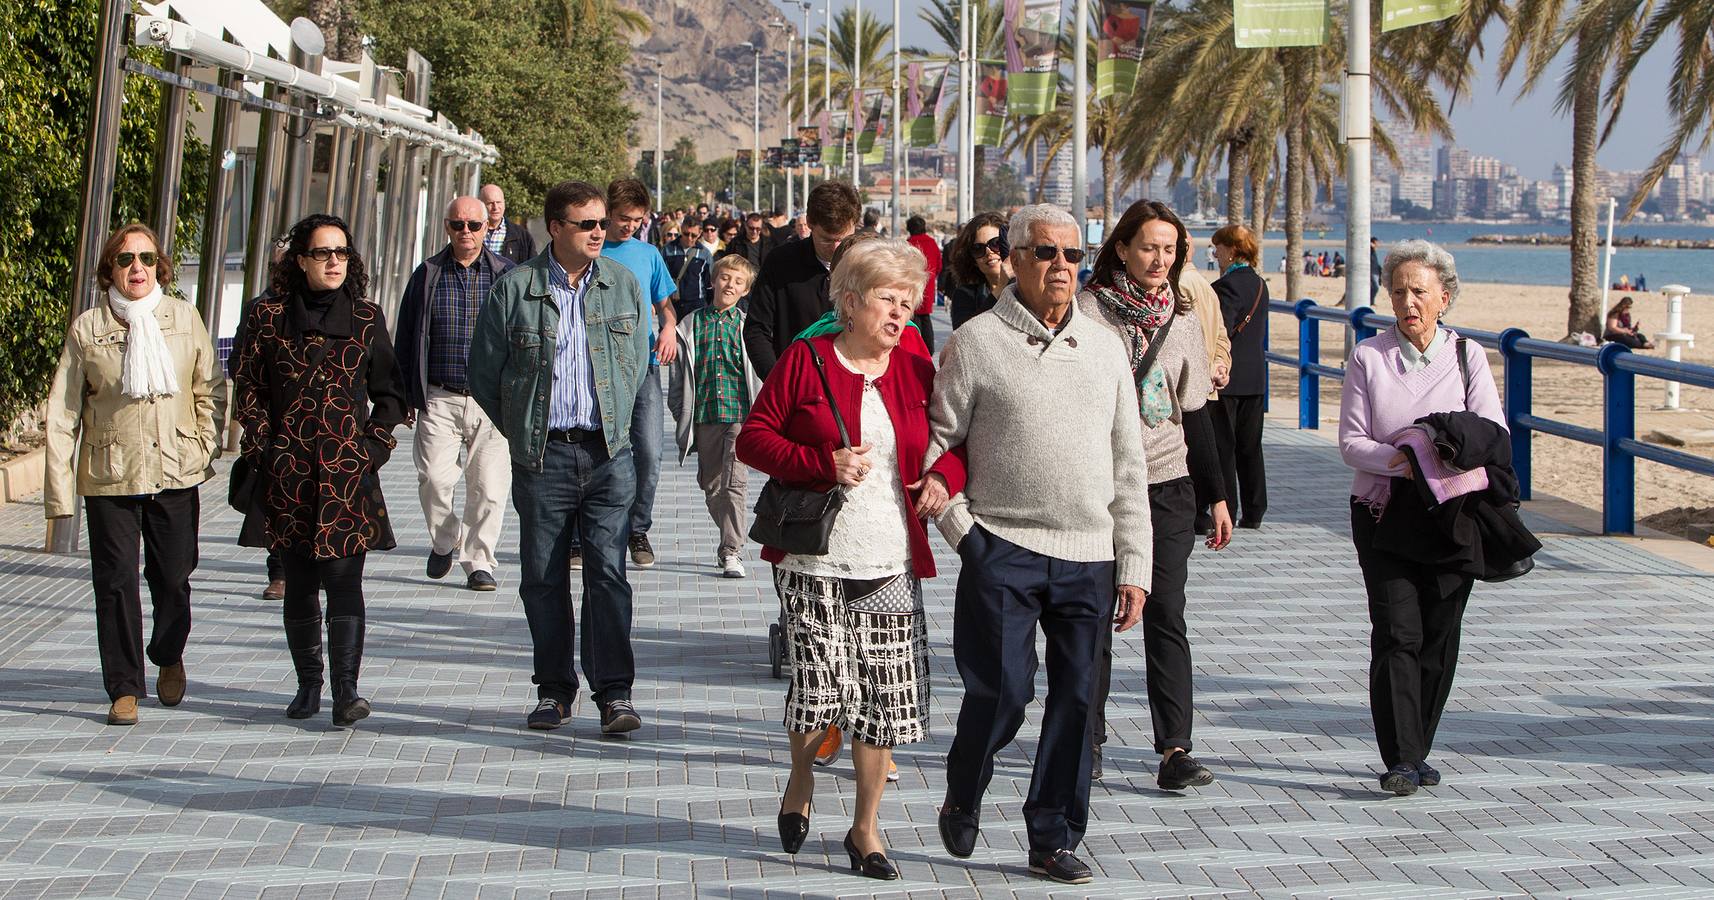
[{"x1": 1076, "y1": 199, "x2": 1233, "y2": 790}]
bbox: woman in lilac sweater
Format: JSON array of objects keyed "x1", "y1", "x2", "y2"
[{"x1": 1338, "y1": 240, "x2": 1504, "y2": 797}]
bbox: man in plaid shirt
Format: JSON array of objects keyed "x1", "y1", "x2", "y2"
[
  {"x1": 394, "y1": 195, "x2": 516, "y2": 591},
  {"x1": 669, "y1": 255, "x2": 762, "y2": 577}
]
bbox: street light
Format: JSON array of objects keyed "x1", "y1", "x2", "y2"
[
  {"x1": 889, "y1": 0, "x2": 901, "y2": 235},
  {"x1": 738, "y1": 40, "x2": 761, "y2": 212},
  {"x1": 767, "y1": 17, "x2": 793, "y2": 217},
  {"x1": 802, "y1": 2, "x2": 812, "y2": 206},
  {"x1": 642, "y1": 54, "x2": 663, "y2": 208},
  {"x1": 852, "y1": 0, "x2": 862, "y2": 190}
]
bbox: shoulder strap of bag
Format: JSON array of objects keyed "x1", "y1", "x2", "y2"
[
  {"x1": 802, "y1": 340, "x2": 853, "y2": 450},
  {"x1": 1231, "y1": 275, "x2": 1266, "y2": 336},
  {"x1": 1136, "y1": 310, "x2": 1177, "y2": 380},
  {"x1": 1456, "y1": 337, "x2": 1471, "y2": 410}
]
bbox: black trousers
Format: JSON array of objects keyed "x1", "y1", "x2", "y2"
[
  {"x1": 1092, "y1": 476, "x2": 1197, "y2": 755},
  {"x1": 1351, "y1": 502, "x2": 1473, "y2": 768},
  {"x1": 281, "y1": 551, "x2": 367, "y2": 621},
  {"x1": 85, "y1": 488, "x2": 200, "y2": 701},
  {"x1": 944, "y1": 525, "x2": 1113, "y2": 854},
  {"x1": 1211, "y1": 395, "x2": 1267, "y2": 524}
]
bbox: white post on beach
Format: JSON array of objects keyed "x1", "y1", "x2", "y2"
[
  {"x1": 1599, "y1": 197, "x2": 1617, "y2": 328},
  {"x1": 1656, "y1": 284, "x2": 1695, "y2": 411}
]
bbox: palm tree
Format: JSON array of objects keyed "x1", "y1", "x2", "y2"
[
  {"x1": 916, "y1": 0, "x2": 1005, "y2": 210},
  {"x1": 1500, "y1": 0, "x2": 1647, "y2": 337},
  {"x1": 1592, "y1": 0, "x2": 1712, "y2": 218},
  {"x1": 549, "y1": 0, "x2": 650, "y2": 43},
  {"x1": 790, "y1": 8, "x2": 902, "y2": 175}
]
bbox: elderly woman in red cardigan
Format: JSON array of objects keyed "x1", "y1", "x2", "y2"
[{"x1": 737, "y1": 237, "x2": 960, "y2": 881}]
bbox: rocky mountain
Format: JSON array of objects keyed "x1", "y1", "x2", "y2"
[{"x1": 620, "y1": 0, "x2": 803, "y2": 164}]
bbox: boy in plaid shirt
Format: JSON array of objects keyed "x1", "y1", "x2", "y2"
[{"x1": 669, "y1": 255, "x2": 763, "y2": 577}]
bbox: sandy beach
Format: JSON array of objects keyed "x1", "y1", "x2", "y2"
[{"x1": 1255, "y1": 272, "x2": 1714, "y2": 539}]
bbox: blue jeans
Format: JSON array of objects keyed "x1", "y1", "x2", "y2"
[
  {"x1": 512, "y1": 437, "x2": 636, "y2": 706},
  {"x1": 629, "y1": 363, "x2": 664, "y2": 536}
]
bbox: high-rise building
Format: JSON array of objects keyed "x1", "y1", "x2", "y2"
[
  {"x1": 1438, "y1": 145, "x2": 1473, "y2": 180},
  {"x1": 1661, "y1": 177, "x2": 1688, "y2": 219},
  {"x1": 1470, "y1": 155, "x2": 1504, "y2": 180},
  {"x1": 1554, "y1": 163, "x2": 1573, "y2": 211}
]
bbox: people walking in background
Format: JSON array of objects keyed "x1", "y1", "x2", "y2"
[
  {"x1": 45, "y1": 223, "x2": 219, "y2": 726},
  {"x1": 1369, "y1": 236, "x2": 1382, "y2": 301},
  {"x1": 394, "y1": 196, "x2": 516, "y2": 592},
  {"x1": 722, "y1": 211, "x2": 777, "y2": 270},
  {"x1": 467, "y1": 180, "x2": 651, "y2": 736},
  {"x1": 946, "y1": 212, "x2": 1013, "y2": 330},
  {"x1": 1079, "y1": 200, "x2": 1232, "y2": 790},
  {"x1": 1339, "y1": 239, "x2": 1509, "y2": 796},
  {"x1": 670, "y1": 222, "x2": 716, "y2": 318},
  {"x1": 1210, "y1": 225, "x2": 1269, "y2": 529},
  {"x1": 481, "y1": 183, "x2": 537, "y2": 265},
  {"x1": 670, "y1": 255, "x2": 762, "y2": 578},
  {"x1": 1180, "y1": 234, "x2": 1232, "y2": 535},
  {"x1": 1604, "y1": 296, "x2": 1655, "y2": 349},
  {"x1": 904, "y1": 215, "x2": 942, "y2": 351},
  {"x1": 929, "y1": 205, "x2": 1152, "y2": 885},
  {"x1": 228, "y1": 234, "x2": 291, "y2": 602},
  {"x1": 737, "y1": 238, "x2": 949, "y2": 881},
  {"x1": 745, "y1": 181, "x2": 862, "y2": 376},
  {"x1": 232, "y1": 214, "x2": 407, "y2": 728}
]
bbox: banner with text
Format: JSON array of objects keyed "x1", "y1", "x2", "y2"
[
  {"x1": 1095, "y1": 0, "x2": 1155, "y2": 100},
  {"x1": 1004, "y1": 0, "x2": 1061, "y2": 116},
  {"x1": 974, "y1": 60, "x2": 1008, "y2": 146},
  {"x1": 906, "y1": 61, "x2": 950, "y2": 147},
  {"x1": 1380, "y1": 0, "x2": 1461, "y2": 31},
  {"x1": 797, "y1": 125, "x2": 822, "y2": 167},
  {"x1": 1233, "y1": 0, "x2": 1328, "y2": 47}
]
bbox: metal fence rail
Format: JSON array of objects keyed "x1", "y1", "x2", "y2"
[{"x1": 1264, "y1": 299, "x2": 1714, "y2": 534}]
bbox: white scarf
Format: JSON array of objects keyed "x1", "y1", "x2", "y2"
[{"x1": 107, "y1": 286, "x2": 180, "y2": 399}]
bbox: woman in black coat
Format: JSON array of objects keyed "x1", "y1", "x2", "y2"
[
  {"x1": 1209, "y1": 224, "x2": 1268, "y2": 528},
  {"x1": 232, "y1": 214, "x2": 407, "y2": 728}
]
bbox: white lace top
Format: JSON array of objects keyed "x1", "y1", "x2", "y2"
[{"x1": 779, "y1": 352, "x2": 913, "y2": 580}]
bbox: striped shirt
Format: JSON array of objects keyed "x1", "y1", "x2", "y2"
[
  {"x1": 547, "y1": 254, "x2": 601, "y2": 431},
  {"x1": 427, "y1": 253, "x2": 495, "y2": 390},
  {"x1": 692, "y1": 305, "x2": 748, "y2": 424}
]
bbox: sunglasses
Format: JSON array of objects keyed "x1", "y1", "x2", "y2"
[
  {"x1": 1024, "y1": 244, "x2": 1085, "y2": 264},
  {"x1": 446, "y1": 219, "x2": 484, "y2": 232},
  {"x1": 555, "y1": 217, "x2": 610, "y2": 232},
  {"x1": 665, "y1": 232, "x2": 681, "y2": 239},
  {"x1": 114, "y1": 251, "x2": 159, "y2": 268},
  {"x1": 974, "y1": 236, "x2": 1007, "y2": 258},
  {"x1": 303, "y1": 247, "x2": 353, "y2": 262}
]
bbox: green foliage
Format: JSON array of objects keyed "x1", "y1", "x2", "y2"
[
  {"x1": 631, "y1": 135, "x2": 805, "y2": 214},
  {"x1": 358, "y1": 0, "x2": 635, "y2": 216},
  {"x1": 976, "y1": 163, "x2": 1026, "y2": 210},
  {"x1": 0, "y1": 0, "x2": 208, "y2": 430}
]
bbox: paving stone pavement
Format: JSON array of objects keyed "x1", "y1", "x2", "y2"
[{"x1": 5, "y1": 329, "x2": 1714, "y2": 898}]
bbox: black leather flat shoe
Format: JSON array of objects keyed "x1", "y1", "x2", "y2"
[
  {"x1": 843, "y1": 832, "x2": 898, "y2": 880},
  {"x1": 777, "y1": 809, "x2": 809, "y2": 854}
]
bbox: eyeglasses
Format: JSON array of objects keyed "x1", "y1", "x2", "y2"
[
  {"x1": 303, "y1": 247, "x2": 353, "y2": 262},
  {"x1": 445, "y1": 219, "x2": 484, "y2": 232},
  {"x1": 555, "y1": 217, "x2": 610, "y2": 232},
  {"x1": 1025, "y1": 244, "x2": 1085, "y2": 264},
  {"x1": 114, "y1": 251, "x2": 159, "y2": 268}
]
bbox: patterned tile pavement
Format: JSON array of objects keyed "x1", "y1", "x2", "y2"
[{"x1": 5, "y1": 320, "x2": 1714, "y2": 898}]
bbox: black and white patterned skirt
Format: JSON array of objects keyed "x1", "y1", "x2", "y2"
[{"x1": 773, "y1": 567, "x2": 930, "y2": 747}]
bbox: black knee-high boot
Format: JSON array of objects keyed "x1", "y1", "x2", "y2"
[
  {"x1": 327, "y1": 616, "x2": 370, "y2": 727},
  {"x1": 283, "y1": 615, "x2": 323, "y2": 719}
]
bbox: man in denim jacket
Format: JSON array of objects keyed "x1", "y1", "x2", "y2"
[{"x1": 468, "y1": 180, "x2": 651, "y2": 736}]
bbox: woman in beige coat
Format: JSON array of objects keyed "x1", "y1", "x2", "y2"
[{"x1": 45, "y1": 223, "x2": 219, "y2": 726}]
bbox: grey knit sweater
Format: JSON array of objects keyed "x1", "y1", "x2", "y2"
[
  {"x1": 1077, "y1": 288, "x2": 1211, "y2": 486},
  {"x1": 926, "y1": 286, "x2": 1154, "y2": 590}
]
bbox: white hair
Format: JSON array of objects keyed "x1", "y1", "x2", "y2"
[
  {"x1": 1006, "y1": 204, "x2": 1079, "y2": 253},
  {"x1": 1382, "y1": 239, "x2": 1461, "y2": 312}
]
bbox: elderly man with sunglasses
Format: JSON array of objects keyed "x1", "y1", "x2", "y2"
[
  {"x1": 468, "y1": 180, "x2": 652, "y2": 736},
  {"x1": 925, "y1": 204, "x2": 1152, "y2": 885},
  {"x1": 395, "y1": 196, "x2": 517, "y2": 592}
]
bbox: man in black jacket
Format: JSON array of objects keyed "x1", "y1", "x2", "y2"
[
  {"x1": 721, "y1": 211, "x2": 777, "y2": 270},
  {"x1": 481, "y1": 183, "x2": 537, "y2": 265},
  {"x1": 743, "y1": 182, "x2": 861, "y2": 376}
]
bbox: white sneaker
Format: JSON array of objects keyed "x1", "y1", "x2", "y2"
[{"x1": 719, "y1": 553, "x2": 746, "y2": 578}]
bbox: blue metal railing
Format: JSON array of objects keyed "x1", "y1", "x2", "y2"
[{"x1": 1264, "y1": 299, "x2": 1714, "y2": 535}]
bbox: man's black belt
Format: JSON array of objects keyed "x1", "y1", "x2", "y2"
[
  {"x1": 431, "y1": 382, "x2": 471, "y2": 396},
  {"x1": 547, "y1": 427, "x2": 603, "y2": 443}
]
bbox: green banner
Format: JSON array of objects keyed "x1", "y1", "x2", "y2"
[
  {"x1": 1004, "y1": 0, "x2": 1060, "y2": 116},
  {"x1": 1095, "y1": 0, "x2": 1154, "y2": 100},
  {"x1": 1380, "y1": 0, "x2": 1461, "y2": 31},
  {"x1": 974, "y1": 60, "x2": 1007, "y2": 147},
  {"x1": 1233, "y1": 0, "x2": 1328, "y2": 48},
  {"x1": 906, "y1": 61, "x2": 949, "y2": 147},
  {"x1": 856, "y1": 89, "x2": 888, "y2": 166},
  {"x1": 823, "y1": 112, "x2": 848, "y2": 168}
]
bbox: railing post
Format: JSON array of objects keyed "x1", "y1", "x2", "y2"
[
  {"x1": 1296, "y1": 299, "x2": 1318, "y2": 429},
  {"x1": 1597, "y1": 342, "x2": 1635, "y2": 534},
  {"x1": 1352, "y1": 306, "x2": 1378, "y2": 344},
  {"x1": 1497, "y1": 328, "x2": 1532, "y2": 500}
]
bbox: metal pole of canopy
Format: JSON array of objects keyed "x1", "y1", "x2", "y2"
[
  {"x1": 196, "y1": 68, "x2": 241, "y2": 330},
  {"x1": 277, "y1": 18, "x2": 325, "y2": 233},
  {"x1": 148, "y1": 51, "x2": 191, "y2": 258},
  {"x1": 245, "y1": 80, "x2": 285, "y2": 301}
]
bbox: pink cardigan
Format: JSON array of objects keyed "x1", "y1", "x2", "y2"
[{"x1": 1338, "y1": 328, "x2": 1506, "y2": 509}]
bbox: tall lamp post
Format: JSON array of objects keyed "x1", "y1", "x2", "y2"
[
  {"x1": 1072, "y1": 0, "x2": 1088, "y2": 243},
  {"x1": 739, "y1": 40, "x2": 762, "y2": 212},
  {"x1": 643, "y1": 54, "x2": 663, "y2": 207},
  {"x1": 889, "y1": 0, "x2": 901, "y2": 234},
  {"x1": 957, "y1": 0, "x2": 972, "y2": 222},
  {"x1": 852, "y1": 0, "x2": 862, "y2": 190},
  {"x1": 768, "y1": 18, "x2": 793, "y2": 216},
  {"x1": 824, "y1": 4, "x2": 832, "y2": 187},
  {"x1": 803, "y1": 2, "x2": 813, "y2": 205}
]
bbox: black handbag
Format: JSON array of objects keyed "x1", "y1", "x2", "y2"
[{"x1": 749, "y1": 342, "x2": 851, "y2": 555}]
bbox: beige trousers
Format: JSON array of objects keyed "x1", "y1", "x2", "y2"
[
  {"x1": 694, "y1": 422, "x2": 748, "y2": 556},
  {"x1": 414, "y1": 386, "x2": 512, "y2": 574}
]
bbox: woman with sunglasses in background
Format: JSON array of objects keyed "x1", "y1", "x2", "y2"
[
  {"x1": 946, "y1": 212, "x2": 1014, "y2": 330},
  {"x1": 46, "y1": 223, "x2": 220, "y2": 726},
  {"x1": 232, "y1": 213, "x2": 408, "y2": 728}
]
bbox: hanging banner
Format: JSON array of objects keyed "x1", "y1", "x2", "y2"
[
  {"x1": 856, "y1": 89, "x2": 889, "y2": 166},
  {"x1": 797, "y1": 125, "x2": 822, "y2": 166},
  {"x1": 1095, "y1": 0, "x2": 1155, "y2": 100},
  {"x1": 765, "y1": 146, "x2": 783, "y2": 168},
  {"x1": 735, "y1": 148, "x2": 753, "y2": 168},
  {"x1": 1233, "y1": 0, "x2": 1329, "y2": 48},
  {"x1": 974, "y1": 60, "x2": 1008, "y2": 146},
  {"x1": 905, "y1": 60, "x2": 950, "y2": 147},
  {"x1": 823, "y1": 111, "x2": 848, "y2": 168},
  {"x1": 1381, "y1": 0, "x2": 1462, "y2": 31},
  {"x1": 781, "y1": 137, "x2": 800, "y2": 167},
  {"x1": 1004, "y1": 0, "x2": 1061, "y2": 116}
]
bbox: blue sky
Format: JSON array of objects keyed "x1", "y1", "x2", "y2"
[{"x1": 766, "y1": 0, "x2": 1710, "y2": 182}]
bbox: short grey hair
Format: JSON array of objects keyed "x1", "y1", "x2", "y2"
[
  {"x1": 1007, "y1": 204, "x2": 1079, "y2": 253},
  {"x1": 1381, "y1": 239, "x2": 1460, "y2": 312},
  {"x1": 830, "y1": 238, "x2": 929, "y2": 328}
]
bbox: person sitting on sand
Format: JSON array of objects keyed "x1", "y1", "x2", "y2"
[{"x1": 1603, "y1": 297, "x2": 1655, "y2": 350}]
